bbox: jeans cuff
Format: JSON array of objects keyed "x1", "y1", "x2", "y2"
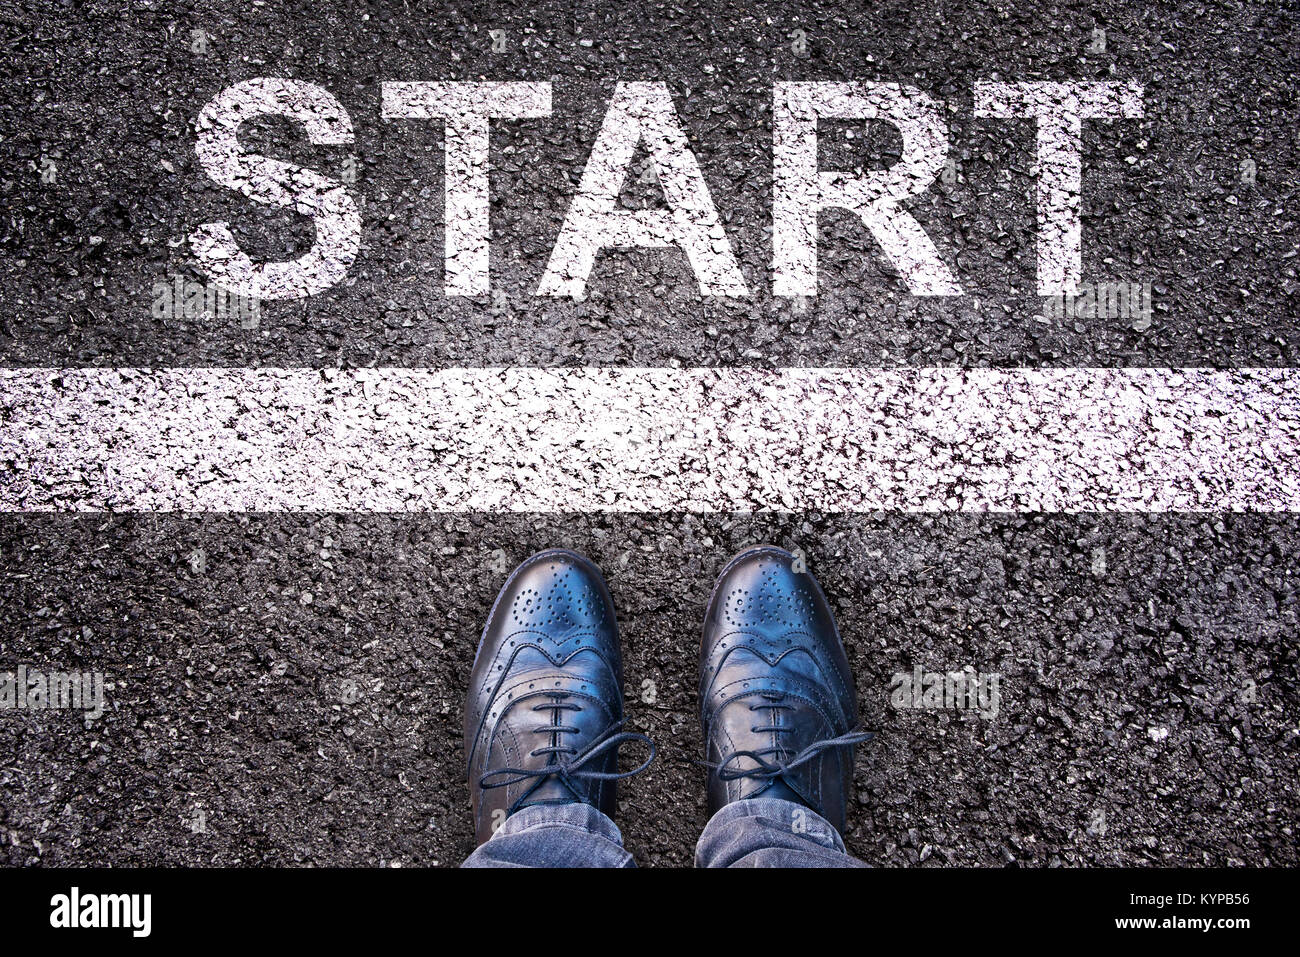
[
  {"x1": 705, "y1": 797, "x2": 847, "y2": 851},
  {"x1": 492, "y1": 801, "x2": 626, "y2": 847}
]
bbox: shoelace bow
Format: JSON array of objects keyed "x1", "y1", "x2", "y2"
[
  {"x1": 478, "y1": 693, "x2": 655, "y2": 810},
  {"x1": 702, "y1": 693, "x2": 873, "y2": 783}
]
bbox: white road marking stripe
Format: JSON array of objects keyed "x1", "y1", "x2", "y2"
[{"x1": 1, "y1": 368, "x2": 1296, "y2": 512}]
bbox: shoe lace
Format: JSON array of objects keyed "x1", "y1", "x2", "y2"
[
  {"x1": 703, "y1": 692, "x2": 873, "y2": 783},
  {"x1": 478, "y1": 692, "x2": 656, "y2": 812}
]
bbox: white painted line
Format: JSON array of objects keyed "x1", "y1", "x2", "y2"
[{"x1": 1, "y1": 368, "x2": 1296, "y2": 512}]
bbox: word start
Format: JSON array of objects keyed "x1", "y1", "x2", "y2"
[{"x1": 192, "y1": 78, "x2": 1144, "y2": 301}]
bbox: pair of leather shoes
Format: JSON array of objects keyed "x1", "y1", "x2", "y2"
[{"x1": 464, "y1": 546, "x2": 869, "y2": 845}]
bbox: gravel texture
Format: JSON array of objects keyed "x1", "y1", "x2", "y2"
[
  {"x1": 0, "y1": 0, "x2": 1296, "y2": 368},
  {"x1": 0, "y1": 513, "x2": 1296, "y2": 867},
  {"x1": 0, "y1": 1, "x2": 1297, "y2": 868}
]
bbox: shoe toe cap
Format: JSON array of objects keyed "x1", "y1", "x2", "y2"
[
  {"x1": 700, "y1": 546, "x2": 854, "y2": 717},
  {"x1": 707, "y1": 546, "x2": 834, "y2": 642},
  {"x1": 498, "y1": 550, "x2": 616, "y2": 640},
  {"x1": 468, "y1": 550, "x2": 620, "y2": 748}
]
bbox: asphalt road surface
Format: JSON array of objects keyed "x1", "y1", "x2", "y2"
[{"x1": 0, "y1": 0, "x2": 1297, "y2": 867}]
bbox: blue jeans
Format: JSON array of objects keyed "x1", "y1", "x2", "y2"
[{"x1": 462, "y1": 798, "x2": 865, "y2": 868}]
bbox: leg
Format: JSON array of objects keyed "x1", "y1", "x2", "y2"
[
  {"x1": 694, "y1": 797, "x2": 865, "y2": 868},
  {"x1": 462, "y1": 803, "x2": 635, "y2": 868},
  {"x1": 462, "y1": 549, "x2": 654, "y2": 866},
  {"x1": 697, "y1": 546, "x2": 872, "y2": 866}
]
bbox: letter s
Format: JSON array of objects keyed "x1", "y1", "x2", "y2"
[{"x1": 192, "y1": 78, "x2": 360, "y2": 300}]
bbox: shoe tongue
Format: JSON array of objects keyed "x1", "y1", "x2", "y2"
[
  {"x1": 509, "y1": 692, "x2": 608, "y2": 807},
  {"x1": 729, "y1": 692, "x2": 824, "y2": 746},
  {"x1": 516, "y1": 780, "x2": 584, "y2": 808},
  {"x1": 752, "y1": 779, "x2": 805, "y2": 805},
  {"x1": 720, "y1": 693, "x2": 828, "y2": 800}
]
